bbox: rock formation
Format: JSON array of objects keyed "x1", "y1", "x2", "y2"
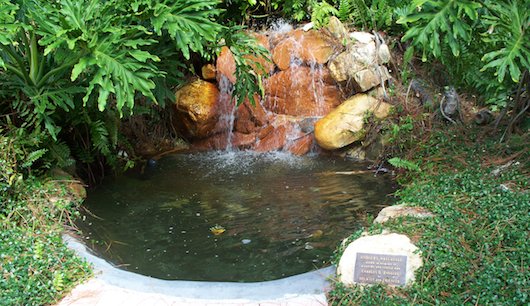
[{"x1": 172, "y1": 19, "x2": 394, "y2": 157}]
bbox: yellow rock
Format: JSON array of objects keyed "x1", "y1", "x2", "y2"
[
  {"x1": 174, "y1": 79, "x2": 220, "y2": 139},
  {"x1": 314, "y1": 94, "x2": 392, "y2": 150}
]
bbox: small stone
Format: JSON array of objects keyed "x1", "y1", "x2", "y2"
[
  {"x1": 201, "y1": 64, "x2": 216, "y2": 80},
  {"x1": 242, "y1": 239, "x2": 252, "y2": 244},
  {"x1": 374, "y1": 204, "x2": 435, "y2": 224}
]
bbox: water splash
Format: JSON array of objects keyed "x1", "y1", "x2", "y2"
[{"x1": 270, "y1": 19, "x2": 293, "y2": 34}]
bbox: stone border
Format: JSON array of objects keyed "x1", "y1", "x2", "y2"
[{"x1": 60, "y1": 235, "x2": 333, "y2": 305}]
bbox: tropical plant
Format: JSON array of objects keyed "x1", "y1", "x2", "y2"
[
  {"x1": 398, "y1": 0, "x2": 529, "y2": 114},
  {"x1": 219, "y1": 26, "x2": 270, "y2": 105},
  {"x1": 0, "y1": 0, "x2": 228, "y2": 177}
]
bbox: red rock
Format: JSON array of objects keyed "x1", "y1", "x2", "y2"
[
  {"x1": 285, "y1": 134, "x2": 313, "y2": 155},
  {"x1": 254, "y1": 125, "x2": 287, "y2": 152},
  {"x1": 192, "y1": 131, "x2": 257, "y2": 151},
  {"x1": 216, "y1": 46, "x2": 236, "y2": 84},
  {"x1": 234, "y1": 95, "x2": 270, "y2": 134},
  {"x1": 264, "y1": 66, "x2": 343, "y2": 116},
  {"x1": 216, "y1": 34, "x2": 273, "y2": 85},
  {"x1": 231, "y1": 132, "x2": 256, "y2": 148},
  {"x1": 245, "y1": 33, "x2": 274, "y2": 76},
  {"x1": 272, "y1": 29, "x2": 338, "y2": 70},
  {"x1": 192, "y1": 133, "x2": 229, "y2": 151},
  {"x1": 174, "y1": 80, "x2": 220, "y2": 139}
]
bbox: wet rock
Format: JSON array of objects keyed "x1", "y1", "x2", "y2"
[
  {"x1": 328, "y1": 35, "x2": 391, "y2": 91},
  {"x1": 216, "y1": 46, "x2": 236, "y2": 84},
  {"x1": 201, "y1": 64, "x2": 216, "y2": 80},
  {"x1": 191, "y1": 133, "x2": 229, "y2": 151},
  {"x1": 265, "y1": 66, "x2": 343, "y2": 116},
  {"x1": 345, "y1": 145, "x2": 367, "y2": 160},
  {"x1": 337, "y1": 233, "x2": 422, "y2": 287},
  {"x1": 271, "y1": 29, "x2": 338, "y2": 70},
  {"x1": 285, "y1": 134, "x2": 313, "y2": 155},
  {"x1": 234, "y1": 95, "x2": 270, "y2": 134},
  {"x1": 192, "y1": 131, "x2": 256, "y2": 151},
  {"x1": 374, "y1": 204, "x2": 435, "y2": 224},
  {"x1": 174, "y1": 79, "x2": 220, "y2": 139},
  {"x1": 232, "y1": 132, "x2": 257, "y2": 148},
  {"x1": 314, "y1": 94, "x2": 392, "y2": 150},
  {"x1": 254, "y1": 124, "x2": 287, "y2": 152}
]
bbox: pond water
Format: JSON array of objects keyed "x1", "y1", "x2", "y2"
[{"x1": 77, "y1": 152, "x2": 395, "y2": 282}]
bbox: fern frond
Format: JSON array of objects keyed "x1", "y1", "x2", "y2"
[
  {"x1": 47, "y1": 141, "x2": 74, "y2": 168},
  {"x1": 21, "y1": 149, "x2": 47, "y2": 169},
  {"x1": 311, "y1": 1, "x2": 339, "y2": 28},
  {"x1": 90, "y1": 120, "x2": 112, "y2": 156},
  {"x1": 388, "y1": 157, "x2": 421, "y2": 172},
  {"x1": 337, "y1": 0, "x2": 353, "y2": 22}
]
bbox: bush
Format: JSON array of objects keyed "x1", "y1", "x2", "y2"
[{"x1": 0, "y1": 131, "x2": 91, "y2": 305}]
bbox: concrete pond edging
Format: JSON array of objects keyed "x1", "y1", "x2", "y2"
[{"x1": 58, "y1": 234, "x2": 334, "y2": 306}]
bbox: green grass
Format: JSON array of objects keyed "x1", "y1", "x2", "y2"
[
  {"x1": 329, "y1": 129, "x2": 530, "y2": 305},
  {"x1": 1, "y1": 167, "x2": 91, "y2": 305}
]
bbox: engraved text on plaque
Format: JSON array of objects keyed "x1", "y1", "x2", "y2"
[{"x1": 353, "y1": 252, "x2": 407, "y2": 286}]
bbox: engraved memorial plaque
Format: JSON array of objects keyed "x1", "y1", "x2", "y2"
[{"x1": 353, "y1": 252, "x2": 407, "y2": 286}]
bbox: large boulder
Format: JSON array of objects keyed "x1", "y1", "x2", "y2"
[
  {"x1": 174, "y1": 79, "x2": 220, "y2": 139},
  {"x1": 328, "y1": 33, "x2": 391, "y2": 91},
  {"x1": 272, "y1": 29, "x2": 339, "y2": 70},
  {"x1": 314, "y1": 94, "x2": 392, "y2": 150},
  {"x1": 264, "y1": 66, "x2": 343, "y2": 116}
]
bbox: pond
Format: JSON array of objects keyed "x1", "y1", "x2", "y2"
[{"x1": 76, "y1": 151, "x2": 395, "y2": 282}]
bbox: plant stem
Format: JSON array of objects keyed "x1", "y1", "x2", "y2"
[
  {"x1": 29, "y1": 32, "x2": 39, "y2": 85},
  {"x1": 36, "y1": 57, "x2": 82, "y2": 89},
  {"x1": 0, "y1": 44, "x2": 32, "y2": 85}
]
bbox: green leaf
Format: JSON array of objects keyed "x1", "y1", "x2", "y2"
[
  {"x1": 388, "y1": 157, "x2": 421, "y2": 172},
  {"x1": 128, "y1": 50, "x2": 160, "y2": 63},
  {"x1": 71, "y1": 56, "x2": 95, "y2": 81}
]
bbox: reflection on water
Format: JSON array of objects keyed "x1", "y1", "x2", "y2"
[{"x1": 77, "y1": 152, "x2": 395, "y2": 282}]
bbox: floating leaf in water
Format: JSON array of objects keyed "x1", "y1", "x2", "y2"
[
  {"x1": 309, "y1": 229, "x2": 324, "y2": 239},
  {"x1": 209, "y1": 224, "x2": 226, "y2": 235}
]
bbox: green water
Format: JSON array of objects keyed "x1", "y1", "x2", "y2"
[{"x1": 77, "y1": 152, "x2": 395, "y2": 282}]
